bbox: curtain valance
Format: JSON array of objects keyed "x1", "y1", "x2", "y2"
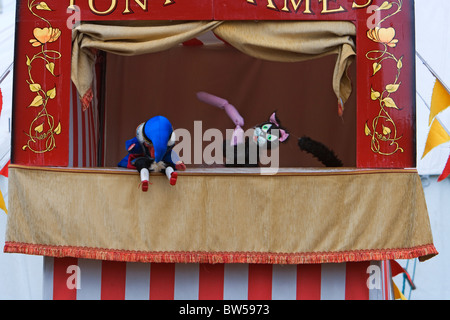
[{"x1": 71, "y1": 20, "x2": 356, "y2": 113}]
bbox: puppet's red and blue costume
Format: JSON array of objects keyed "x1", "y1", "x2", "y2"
[{"x1": 118, "y1": 115, "x2": 186, "y2": 191}]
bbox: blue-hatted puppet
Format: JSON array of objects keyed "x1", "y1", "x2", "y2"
[{"x1": 118, "y1": 115, "x2": 186, "y2": 192}]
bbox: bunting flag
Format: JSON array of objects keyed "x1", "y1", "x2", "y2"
[
  {"x1": 438, "y1": 155, "x2": 450, "y2": 182},
  {"x1": 422, "y1": 79, "x2": 450, "y2": 181},
  {"x1": 421, "y1": 118, "x2": 450, "y2": 159},
  {"x1": 390, "y1": 260, "x2": 416, "y2": 289},
  {"x1": 429, "y1": 80, "x2": 450, "y2": 125},
  {"x1": 392, "y1": 282, "x2": 407, "y2": 300},
  {"x1": 0, "y1": 88, "x2": 8, "y2": 214},
  {"x1": 0, "y1": 160, "x2": 9, "y2": 178},
  {"x1": 0, "y1": 189, "x2": 7, "y2": 215},
  {"x1": 390, "y1": 260, "x2": 414, "y2": 300}
]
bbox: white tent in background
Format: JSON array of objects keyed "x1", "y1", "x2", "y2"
[
  {"x1": 0, "y1": 0, "x2": 43, "y2": 300},
  {"x1": 394, "y1": 0, "x2": 450, "y2": 300}
]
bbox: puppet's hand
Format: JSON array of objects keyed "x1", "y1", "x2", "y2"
[
  {"x1": 175, "y1": 161, "x2": 186, "y2": 171},
  {"x1": 197, "y1": 91, "x2": 244, "y2": 127},
  {"x1": 231, "y1": 125, "x2": 245, "y2": 146}
]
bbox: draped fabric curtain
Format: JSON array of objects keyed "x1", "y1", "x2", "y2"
[{"x1": 71, "y1": 20, "x2": 356, "y2": 112}]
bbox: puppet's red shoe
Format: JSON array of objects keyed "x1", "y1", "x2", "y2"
[
  {"x1": 170, "y1": 172, "x2": 178, "y2": 186},
  {"x1": 141, "y1": 180, "x2": 149, "y2": 192}
]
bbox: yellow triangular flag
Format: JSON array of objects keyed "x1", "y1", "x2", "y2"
[
  {"x1": 429, "y1": 79, "x2": 450, "y2": 125},
  {"x1": 422, "y1": 118, "x2": 450, "y2": 159},
  {"x1": 392, "y1": 281, "x2": 407, "y2": 300},
  {"x1": 0, "y1": 189, "x2": 7, "y2": 215}
]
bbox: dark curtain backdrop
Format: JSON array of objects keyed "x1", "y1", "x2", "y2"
[{"x1": 104, "y1": 45, "x2": 356, "y2": 168}]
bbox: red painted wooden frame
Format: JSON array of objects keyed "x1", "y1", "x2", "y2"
[{"x1": 11, "y1": 0, "x2": 416, "y2": 168}]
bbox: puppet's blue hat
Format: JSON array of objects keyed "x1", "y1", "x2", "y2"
[{"x1": 143, "y1": 116, "x2": 173, "y2": 163}]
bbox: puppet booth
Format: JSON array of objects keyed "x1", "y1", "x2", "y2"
[{"x1": 3, "y1": 0, "x2": 438, "y2": 300}]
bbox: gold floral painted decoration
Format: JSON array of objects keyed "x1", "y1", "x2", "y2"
[
  {"x1": 366, "y1": 27, "x2": 398, "y2": 48},
  {"x1": 364, "y1": 0, "x2": 404, "y2": 156},
  {"x1": 30, "y1": 27, "x2": 62, "y2": 47},
  {"x1": 23, "y1": 0, "x2": 62, "y2": 154}
]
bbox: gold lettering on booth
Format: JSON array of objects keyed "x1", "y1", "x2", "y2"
[
  {"x1": 68, "y1": 0, "x2": 174, "y2": 15},
  {"x1": 247, "y1": 0, "x2": 312, "y2": 12},
  {"x1": 282, "y1": 0, "x2": 312, "y2": 13},
  {"x1": 247, "y1": 0, "x2": 371, "y2": 13},
  {"x1": 352, "y1": 0, "x2": 372, "y2": 9},
  {"x1": 319, "y1": 0, "x2": 345, "y2": 14},
  {"x1": 123, "y1": 0, "x2": 148, "y2": 14},
  {"x1": 88, "y1": 0, "x2": 117, "y2": 15}
]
